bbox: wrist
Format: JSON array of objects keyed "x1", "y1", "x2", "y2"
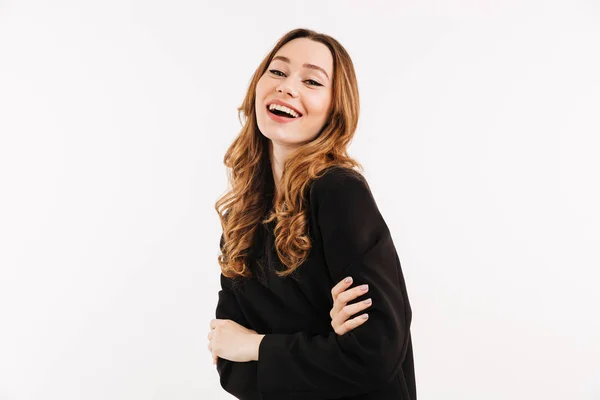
[{"x1": 253, "y1": 334, "x2": 266, "y2": 361}]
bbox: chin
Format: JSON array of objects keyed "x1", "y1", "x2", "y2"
[{"x1": 262, "y1": 130, "x2": 298, "y2": 145}]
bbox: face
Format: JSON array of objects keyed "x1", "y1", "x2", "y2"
[{"x1": 255, "y1": 38, "x2": 334, "y2": 151}]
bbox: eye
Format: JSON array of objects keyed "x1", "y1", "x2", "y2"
[
  {"x1": 269, "y1": 69, "x2": 285, "y2": 77},
  {"x1": 268, "y1": 69, "x2": 323, "y2": 87}
]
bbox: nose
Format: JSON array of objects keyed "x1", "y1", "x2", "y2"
[{"x1": 276, "y1": 78, "x2": 299, "y2": 98}]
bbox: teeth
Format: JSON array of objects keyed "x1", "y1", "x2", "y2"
[{"x1": 268, "y1": 103, "x2": 300, "y2": 118}]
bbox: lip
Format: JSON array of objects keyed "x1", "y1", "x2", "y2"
[
  {"x1": 266, "y1": 106, "x2": 299, "y2": 124},
  {"x1": 266, "y1": 99, "x2": 303, "y2": 117}
]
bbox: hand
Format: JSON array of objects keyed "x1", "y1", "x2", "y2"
[
  {"x1": 207, "y1": 319, "x2": 265, "y2": 365},
  {"x1": 330, "y1": 276, "x2": 372, "y2": 335}
]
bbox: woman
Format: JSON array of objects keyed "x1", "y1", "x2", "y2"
[{"x1": 208, "y1": 28, "x2": 416, "y2": 400}]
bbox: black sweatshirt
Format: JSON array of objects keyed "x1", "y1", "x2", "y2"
[{"x1": 215, "y1": 166, "x2": 416, "y2": 400}]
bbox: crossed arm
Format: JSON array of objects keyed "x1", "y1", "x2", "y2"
[{"x1": 212, "y1": 171, "x2": 411, "y2": 400}]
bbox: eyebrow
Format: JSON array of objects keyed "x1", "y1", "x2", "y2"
[{"x1": 271, "y1": 55, "x2": 330, "y2": 80}]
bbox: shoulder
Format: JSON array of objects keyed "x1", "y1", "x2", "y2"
[
  {"x1": 309, "y1": 166, "x2": 380, "y2": 220},
  {"x1": 309, "y1": 166, "x2": 387, "y2": 254},
  {"x1": 310, "y1": 166, "x2": 370, "y2": 202}
]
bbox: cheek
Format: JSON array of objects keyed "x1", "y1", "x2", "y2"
[
  {"x1": 255, "y1": 79, "x2": 265, "y2": 101},
  {"x1": 306, "y1": 94, "x2": 332, "y2": 119},
  {"x1": 255, "y1": 75, "x2": 272, "y2": 101}
]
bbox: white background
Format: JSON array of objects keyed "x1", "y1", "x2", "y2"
[{"x1": 1, "y1": 0, "x2": 599, "y2": 399}]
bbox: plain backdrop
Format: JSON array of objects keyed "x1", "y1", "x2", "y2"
[{"x1": 1, "y1": 0, "x2": 599, "y2": 399}]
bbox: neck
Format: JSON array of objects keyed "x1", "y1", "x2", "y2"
[{"x1": 268, "y1": 141, "x2": 295, "y2": 196}]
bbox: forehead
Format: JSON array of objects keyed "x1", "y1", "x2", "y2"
[{"x1": 272, "y1": 38, "x2": 333, "y2": 77}]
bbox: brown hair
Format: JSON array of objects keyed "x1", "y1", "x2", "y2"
[{"x1": 215, "y1": 28, "x2": 362, "y2": 279}]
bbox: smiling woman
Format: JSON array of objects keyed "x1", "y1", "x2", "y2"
[{"x1": 210, "y1": 28, "x2": 416, "y2": 400}]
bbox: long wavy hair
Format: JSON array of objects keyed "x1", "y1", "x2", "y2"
[{"x1": 215, "y1": 28, "x2": 363, "y2": 279}]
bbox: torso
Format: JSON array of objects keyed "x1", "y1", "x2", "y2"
[{"x1": 229, "y1": 202, "x2": 336, "y2": 336}]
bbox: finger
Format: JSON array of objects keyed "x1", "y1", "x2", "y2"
[
  {"x1": 333, "y1": 284, "x2": 369, "y2": 314},
  {"x1": 210, "y1": 319, "x2": 223, "y2": 330},
  {"x1": 337, "y1": 284, "x2": 369, "y2": 306},
  {"x1": 337, "y1": 313, "x2": 369, "y2": 335},
  {"x1": 331, "y1": 276, "x2": 353, "y2": 301},
  {"x1": 331, "y1": 298, "x2": 372, "y2": 330},
  {"x1": 339, "y1": 298, "x2": 372, "y2": 321},
  {"x1": 331, "y1": 314, "x2": 369, "y2": 336},
  {"x1": 342, "y1": 313, "x2": 369, "y2": 332}
]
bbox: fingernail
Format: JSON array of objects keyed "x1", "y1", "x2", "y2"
[
  {"x1": 360, "y1": 284, "x2": 369, "y2": 291},
  {"x1": 363, "y1": 298, "x2": 372, "y2": 305},
  {"x1": 361, "y1": 313, "x2": 369, "y2": 320},
  {"x1": 345, "y1": 276, "x2": 352, "y2": 283}
]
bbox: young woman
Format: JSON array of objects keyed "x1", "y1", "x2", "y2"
[{"x1": 208, "y1": 28, "x2": 416, "y2": 400}]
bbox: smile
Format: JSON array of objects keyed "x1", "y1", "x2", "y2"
[{"x1": 266, "y1": 105, "x2": 303, "y2": 123}]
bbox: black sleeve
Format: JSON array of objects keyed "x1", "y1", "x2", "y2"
[
  {"x1": 255, "y1": 169, "x2": 413, "y2": 399},
  {"x1": 215, "y1": 236, "x2": 261, "y2": 400}
]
